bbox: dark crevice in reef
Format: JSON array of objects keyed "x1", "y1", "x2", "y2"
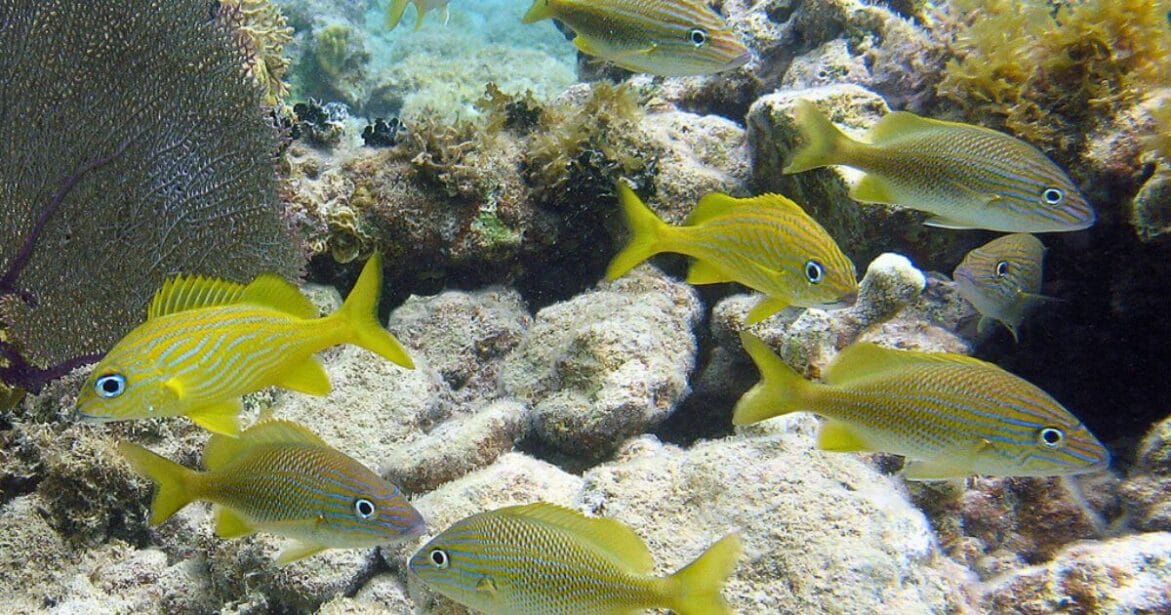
[{"x1": 974, "y1": 219, "x2": 1171, "y2": 471}]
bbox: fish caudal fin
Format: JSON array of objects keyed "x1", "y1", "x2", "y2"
[
  {"x1": 522, "y1": 0, "x2": 553, "y2": 23},
  {"x1": 668, "y1": 532, "x2": 743, "y2": 615},
  {"x1": 732, "y1": 333, "x2": 815, "y2": 425},
  {"x1": 784, "y1": 100, "x2": 854, "y2": 175},
  {"x1": 118, "y1": 442, "x2": 196, "y2": 525},
  {"x1": 605, "y1": 181, "x2": 670, "y2": 280},
  {"x1": 386, "y1": 0, "x2": 409, "y2": 29},
  {"x1": 335, "y1": 253, "x2": 414, "y2": 369}
]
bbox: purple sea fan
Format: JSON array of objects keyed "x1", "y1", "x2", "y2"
[{"x1": 0, "y1": 0, "x2": 303, "y2": 393}]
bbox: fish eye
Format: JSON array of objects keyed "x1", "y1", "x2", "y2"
[
  {"x1": 804, "y1": 260, "x2": 825, "y2": 284},
  {"x1": 995, "y1": 261, "x2": 1010, "y2": 278},
  {"x1": 429, "y1": 548, "x2": 449, "y2": 569},
  {"x1": 1042, "y1": 188, "x2": 1064, "y2": 205},
  {"x1": 353, "y1": 498, "x2": 376, "y2": 520},
  {"x1": 1037, "y1": 427, "x2": 1064, "y2": 448},
  {"x1": 689, "y1": 28, "x2": 708, "y2": 47},
  {"x1": 95, "y1": 374, "x2": 126, "y2": 398}
]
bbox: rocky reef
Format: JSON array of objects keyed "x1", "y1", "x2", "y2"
[{"x1": 2, "y1": 0, "x2": 1170, "y2": 612}]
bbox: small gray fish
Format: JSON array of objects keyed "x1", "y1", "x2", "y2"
[{"x1": 953, "y1": 233, "x2": 1050, "y2": 341}]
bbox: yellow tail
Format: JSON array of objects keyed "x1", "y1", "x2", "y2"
[
  {"x1": 731, "y1": 333, "x2": 815, "y2": 425},
  {"x1": 335, "y1": 252, "x2": 414, "y2": 369},
  {"x1": 783, "y1": 100, "x2": 853, "y2": 175},
  {"x1": 522, "y1": 0, "x2": 554, "y2": 23},
  {"x1": 386, "y1": 0, "x2": 410, "y2": 29},
  {"x1": 118, "y1": 442, "x2": 197, "y2": 525},
  {"x1": 668, "y1": 532, "x2": 743, "y2": 615},
  {"x1": 605, "y1": 181, "x2": 671, "y2": 280}
]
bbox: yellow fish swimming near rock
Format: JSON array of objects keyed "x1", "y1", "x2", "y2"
[
  {"x1": 386, "y1": 0, "x2": 450, "y2": 31},
  {"x1": 522, "y1": 0, "x2": 751, "y2": 76},
  {"x1": 784, "y1": 100, "x2": 1095, "y2": 232},
  {"x1": 733, "y1": 334, "x2": 1109, "y2": 479},
  {"x1": 606, "y1": 181, "x2": 858, "y2": 324},
  {"x1": 953, "y1": 233, "x2": 1051, "y2": 342},
  {"x1": 119, "y1": 418, "x2": 426, "y2": 564},
  {"x1": 76, "y1": 253, "x2": 413, "y2": 436},
  {"x1": 409, "y1": 502, "x2": 741, "y2": 614}
]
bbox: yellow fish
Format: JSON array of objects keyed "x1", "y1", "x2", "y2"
[
  {"x1": 409, "y1": 502, "x2": 741, "y2": 615},
  {"x1": 119, "y1": 418, "x2": 426, "y2": 564},
  {"x1": 733, "y1": 334, "x2": 1110, "y2": 479},
  {"x1": 953, "y1": 233, "x2": 1050, "y2": 342},
  {"x1": 76, "y1": 253, "x2": 413, "y2": 436},
  {"x1": 521, "y1": 0, "x2": 750, "y2": 76},
  {"x1": 784, "y1": 100, "x2": 1096, "y2": 232},
  {"x1": 386, "y1": 0, "x2": 450, "y2": 31},
  {"x1": 606, "y1": 181, "x2": 858, "y2": 324}
]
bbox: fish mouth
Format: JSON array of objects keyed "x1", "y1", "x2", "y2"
[
  {"x1": 74, "y1": 410, "x2": 114, "y2": 424},
  {"x1": 729, "y1": 50, "x2": 752, "y2": 68},
  {"x1": 822, "y1": 291, "x2": 857, "y2": 310}
]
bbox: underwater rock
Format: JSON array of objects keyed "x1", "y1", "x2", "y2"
[
  {"x1": 979, "y1": 532, "x2": 1171, "y2": 613},
  {"x1": 1128, "y1": 167, "x2": 1171, "y2": 243},
  {"x1": 273, "y1": 340, "x2": 449, "y2": 470},
  {"x1": 1120, "y1": 413, "x2": 1171, "y2": 532},
  {"x1": 499, "y1": 268, "x2": 702, "y2": 460},
  {"x1": 0, "y1": 495, "x2": 74, "y2": 609},
  {"x1": 381, "y1": 399, "x2": 529, "y2": 494},
  {"x1": 578, "y1": 418, "x2": 970, "y2": 612},
  {"x1": 912, "y1": 474, "x2": 1121, "y2": 580},
  {"x1": 324, "y1": 573, "x2": 415, "y2": 614},
  {"x1": 746, "y1": 84, "x2": 980, "y2": 272},
  {"x1": 639, "y1": 110, "x2": 753, "y2": 219},
  {"x1": 388, "y1": 288, "x2": 532, "y2": 406},
  {"x1": 51, "y1": 544, "x2": 213, "y2": 614}
]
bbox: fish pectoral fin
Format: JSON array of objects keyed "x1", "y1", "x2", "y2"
[
  {"x1": 923, "y1": 215, "x2": 978, "y2": 230},
  {"x1": 276, "y1": 541, "x2": 328, "y2": 566},
  {"x1": 902, "y1": 440, "x2": 992, "y2": 481},
  {"x1": 686, "y1": 260, "x2": 736, "y2": 285},
  {"x1": 278, "y1": 359, "x2": 332, "y2": 396},
  {"x1": 214, "y1": 506, "x2": 255, "y2": 538},
  {"x1": 163, "y1": 377, "x2": 187, "y2": 401},
  {"x1": 849, "y1": 174, "x2": 898, "y2": 205},
  {"x1": 746, "y1": 295, "x2": 791, "y2": 325},
  {"x1": 817, "y1": 419, "x2": 869, "y2": 452},
  {"x1": 475, "y1": 575, "x2": 499, "y2": 595},
  {"x1": 571, "y1": 35, "x2": 601, "y2": 56},
  {"x1": 187, "y1": 399, "x2": 243, "y2": 437}
]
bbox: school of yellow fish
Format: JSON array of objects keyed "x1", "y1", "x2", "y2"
[{"x1": 62, "y1": 2, "x2": 1117, "y2": 612}]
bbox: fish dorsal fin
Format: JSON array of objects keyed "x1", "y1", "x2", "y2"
[
  {"x1": 686, "y1": 192, "x2": 739, "y2": 226},
  {"x1": 824, "y1": 343, "x2": 996, "y2": 386},
  {"x1": 864, "y1": 111, "x2": 958, "y2": 145},
  {"x1": 148, "y1": 276, "x2": 248, "y2": 319},
  {"x1": 203, "y1": 418, "x2": 328, "y2": 470},
  {"x1": 502, "y1": 503, "x2": 654, "y2": 573},
  {"x1": 241, "y1": 274, "x2": 318, "y2": 319}
]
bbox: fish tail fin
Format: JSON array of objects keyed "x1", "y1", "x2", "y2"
[
  {"x1": 732, "y1": 333, "x2": 814, "y2": 425},
  {"x1": 784, "y1": 100, "x2": 853, "y2": 174},
  {"x1": 117, "y1": 442, "x2": 196, "y2": 525},
  {"x1": 335, "y1": 253, "x2": 414, "y2": 368},
  {"x1": 522, "y1": 0, "x2": 553, "y2": 23},
  {"x1": 667, "y1": 532, "x2": 743, "y2": 615},
  {"x1": 386, "y1": 0, "x2": 409, "y2": 29},
  {"x1": 413, "y1": 4, "x2": 427, "y2": 30},
  {"x1": 605, "y1": 181, "x2": 671, "y2": 280}
]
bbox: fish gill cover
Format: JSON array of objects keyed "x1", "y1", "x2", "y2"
[{"x1": 0, "y1": 0, "x2": 303, "y2": 393}]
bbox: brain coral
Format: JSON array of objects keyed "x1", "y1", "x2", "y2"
[{"x1": 0, "y1": 0, "x2": 302, "y2": 392}]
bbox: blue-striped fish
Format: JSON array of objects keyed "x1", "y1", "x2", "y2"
[
  {"x1": 386, "y1": 0, "x2": 450, "y2": 31},
  {"x1": 953, "y1": 233, "x2": 1051, "y2": 342},
  {"x1": 119, "y1": 418, "x2": 425, "y2": 564},
  {"x1": 521, "y1": 0, "x2": 751, "y2": 76},
  {"x1": 733, "y1": 333, "x2": 1109, "y2": 479},
  {"x1": 784, "y1": 100, "x2": 1095, "y2": 232},
  {"x1": 409, "y1": 502, "x2": 741, "y2": 614},
  {"x1": 76, "y1": 253, "x2": 413, "y2": 436},
  {"x1": 606, "y1": 181, "x2": 857, "y2": 324}
]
